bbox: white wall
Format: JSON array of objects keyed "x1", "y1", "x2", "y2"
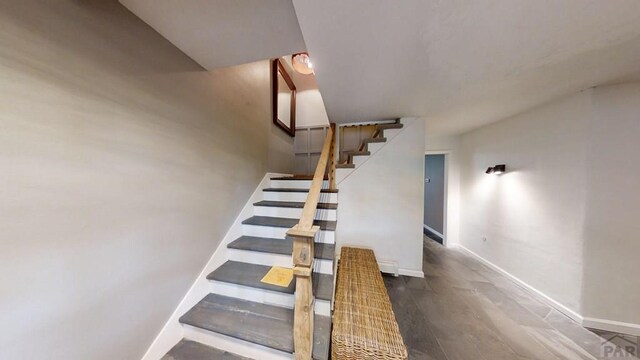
[
  {"x1": 336, "y1": 118, "x2": 424, "y2": 276},
  {"x1": 296, "y1": 89, "x2": 330, "y2": 127},
  {"x1": 582, "y1": 83, "x2": 640, "y2": 331},
  {"x1": 0, "y1": 2, "x2": 292, "y2": 359},
  {"x1": 456, "y1": 83, "x2": 640, "y2": 334},
  {"x1": 459, "y1": 91, "x2": 592, "y2": 315}
]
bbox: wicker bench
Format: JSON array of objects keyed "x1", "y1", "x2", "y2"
[{"x1": 332, "y1": 247, "x2": 408, "y2": 360}]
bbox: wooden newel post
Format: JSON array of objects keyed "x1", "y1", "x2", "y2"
[{"x1": 288, "y1": 225, "x2": 319, "y2": 360}]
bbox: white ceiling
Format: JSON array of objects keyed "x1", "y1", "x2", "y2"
[
  {"x1": 293, "y1": 0, "x2": 640, "y2": 134},
  {"x1": 121, "y1": 0, "x2": 640, "y2": 135},
  {"x1": 119, "y1": 0, "x2": 306, "y2": 70}
]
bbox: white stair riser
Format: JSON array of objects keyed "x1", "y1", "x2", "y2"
[
  {"x1": 183, "y1": 325, "x2": 292, "y2": 360},
  {"x1": 254, "y1": 206, "x2": 337, "y2": 221},
  {"x1": 208, "y1": 280, "x2": 331, "y2": 316},
  {"x1": 242, "y1": 225, "x2": 335, "y2": 244},
  {"x1": 270, "y1": 179, "x2": 328, "y2": 189},
  {"x1": 263, "y1": 191, "x2": 338, "y2": 203},
  {"x1": 226, "y1": 248, "x2": 334, "y2": 274}
]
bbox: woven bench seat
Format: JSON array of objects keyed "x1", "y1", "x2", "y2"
[{"x1": 332, "y1": 247, "x2": 408, "y2": 360}]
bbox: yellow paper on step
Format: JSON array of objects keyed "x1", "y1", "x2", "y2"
[{"x1": 261, "y1": 266, "x2": 294, "y2": 288}]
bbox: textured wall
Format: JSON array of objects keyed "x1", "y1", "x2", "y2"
[{"x1": 0, "y1": 1, "x2": 291, "y2": 359}]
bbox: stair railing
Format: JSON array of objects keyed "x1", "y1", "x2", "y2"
[{"x1": 288, "y1": 123, "x2": 336, "y2": 359}]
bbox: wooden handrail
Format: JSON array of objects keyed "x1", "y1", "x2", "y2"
[
  {"x1": 288, "y1": 123, "x2": 336, "y2": 360},
  {"x1": 298, "y1": 124, "x2": 335, "y2": 230}
]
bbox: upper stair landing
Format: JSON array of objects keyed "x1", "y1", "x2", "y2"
[{"x1": 336, "y1": 119, "x2": 405, "y2": 181}]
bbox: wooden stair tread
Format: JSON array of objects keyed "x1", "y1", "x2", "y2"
[
  {"x1": 271, "y1": 175, "x2": 328, "y2": 181},
  {"x1": 263, "y1": 187, "x2": 338, "y2": 193},
  {"x1": 179, "y1": 293, "x2": 331, "y2": 359},
  {"x1": 336, "y1": 163, "x2": 355, "y2": 169},
  {"x1": 253, "y1": 200, "x2": 337, "y2": 210},
  {"x1": 345, "y1": 150, "x2": 371, "y2": 156},
  {"x1": 228, "y1": 235, "x2": 335, "y2": 260},
  {"x1": 363, "y1": 137, "x2": 387, "y2": 143},
  {"x1": 377, "y1": 123, "x2": 403, "y2": 130},
  {"x1": 207, "y1": 260, "x2": 334, "y2": 301},
  {"x1": 242, "y1": 216, "x2": 337, "y2": 231},
  {"x1": 162, "y1": 340, "x2": 249, "y2": 360}
]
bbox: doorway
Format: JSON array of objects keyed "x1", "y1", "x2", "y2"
[{"x1": 424, "y1": 154, "x2": 446, "y2": 244}]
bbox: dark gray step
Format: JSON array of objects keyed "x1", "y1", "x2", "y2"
[
  {"x1": 242, "y1": 216, "x2": 337, "y2": 231},
  {"x1": 207, "y1": 260, "x2": 334, "y2": 301},
  {"x1": 263, "y1": 188, "x2": 338, "y2": 193},
  {"x1": 179, "y1": 293, "x2": 331, "y2": 360},
  {"x1": 363, "y1": 137, "x2": 387, "y2": 143},
  {"x1": 162, "y1": 339, "x2": 249, "y2": 360},
  {"x1": 336, "y1": 163, "x2": 355, "y2": 169},
  {"x1": 346, "y1": 150, "x2": 370, "y2": 156},
  {"x1": 254, "y1": 200, "x2": 337, "y2": 210},
  {"x1": 377, "y1": 123, "x2": 403, "y2": 130},
  {"x1": 271, "y1": 175, "x2": 328, "y2": 181},
  {"x1": 228, "y1": 236, "x2": 335, "y2": 260}
]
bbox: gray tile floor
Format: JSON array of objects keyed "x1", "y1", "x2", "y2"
[{"x1": 384, "y1": 236, "x2": 639, "y2": 360}]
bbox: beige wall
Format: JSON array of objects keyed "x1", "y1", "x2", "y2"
[{"x1": 0, "y1": 1, "x2": 292, "y2": 359}]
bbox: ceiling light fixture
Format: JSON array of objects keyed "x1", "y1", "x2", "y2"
[
  {"x1": 486, "y1": 164, "x2": 506, "y2": 175},
  {"x1": 292, "y1": 52, "x2": 314, "y2": 75}
]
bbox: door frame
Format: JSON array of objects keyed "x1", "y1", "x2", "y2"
[{"x1": 424, "y1": 151, "x2": 450, "y2": 246}]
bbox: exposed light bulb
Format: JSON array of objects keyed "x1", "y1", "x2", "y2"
[{"x1": 292, "y1": 53, "x2": 314, "y2": 75}]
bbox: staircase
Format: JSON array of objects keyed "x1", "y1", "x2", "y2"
[
  {"x1": 336, "y1": 119, "x2": 404, "y2": 182},
  {"x1": 155, "y1": 120, "x2": 410, "y2": 360},
  {"x1": 161, "y1": 176, "x2": 338, "y2": 360}
]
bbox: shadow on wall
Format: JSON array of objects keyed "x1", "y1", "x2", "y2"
[{"x1": 0, "y1": 0, "x2": 203, "y2": 74}]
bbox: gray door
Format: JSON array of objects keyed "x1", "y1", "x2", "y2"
[{"x1": 424, "y1": 155, "x2": 445, "y2": 240}]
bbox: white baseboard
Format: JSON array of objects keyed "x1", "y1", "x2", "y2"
[
  {"x1": 583, "y1": 317, "x2": 640, "y2": 337},
  {"x1": 452, "y1": 244, "x2": 583, "y2": 323},
  {"x1": 398, "y1": 268, "x2": 425, "y2": 278},
  {"x1": 377, "y1": 260, "x2": 399, "y2": 276},
  {"x1": 452, "y1": 244, "x2": 640, "y2": 337},
  {"x1": 377, "y1": 259, "x2": 424, "y2": 278}
]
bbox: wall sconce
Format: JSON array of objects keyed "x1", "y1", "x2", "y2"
[{"x1": 485, "y1": 164, "x2": 506, "y2": 175}]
